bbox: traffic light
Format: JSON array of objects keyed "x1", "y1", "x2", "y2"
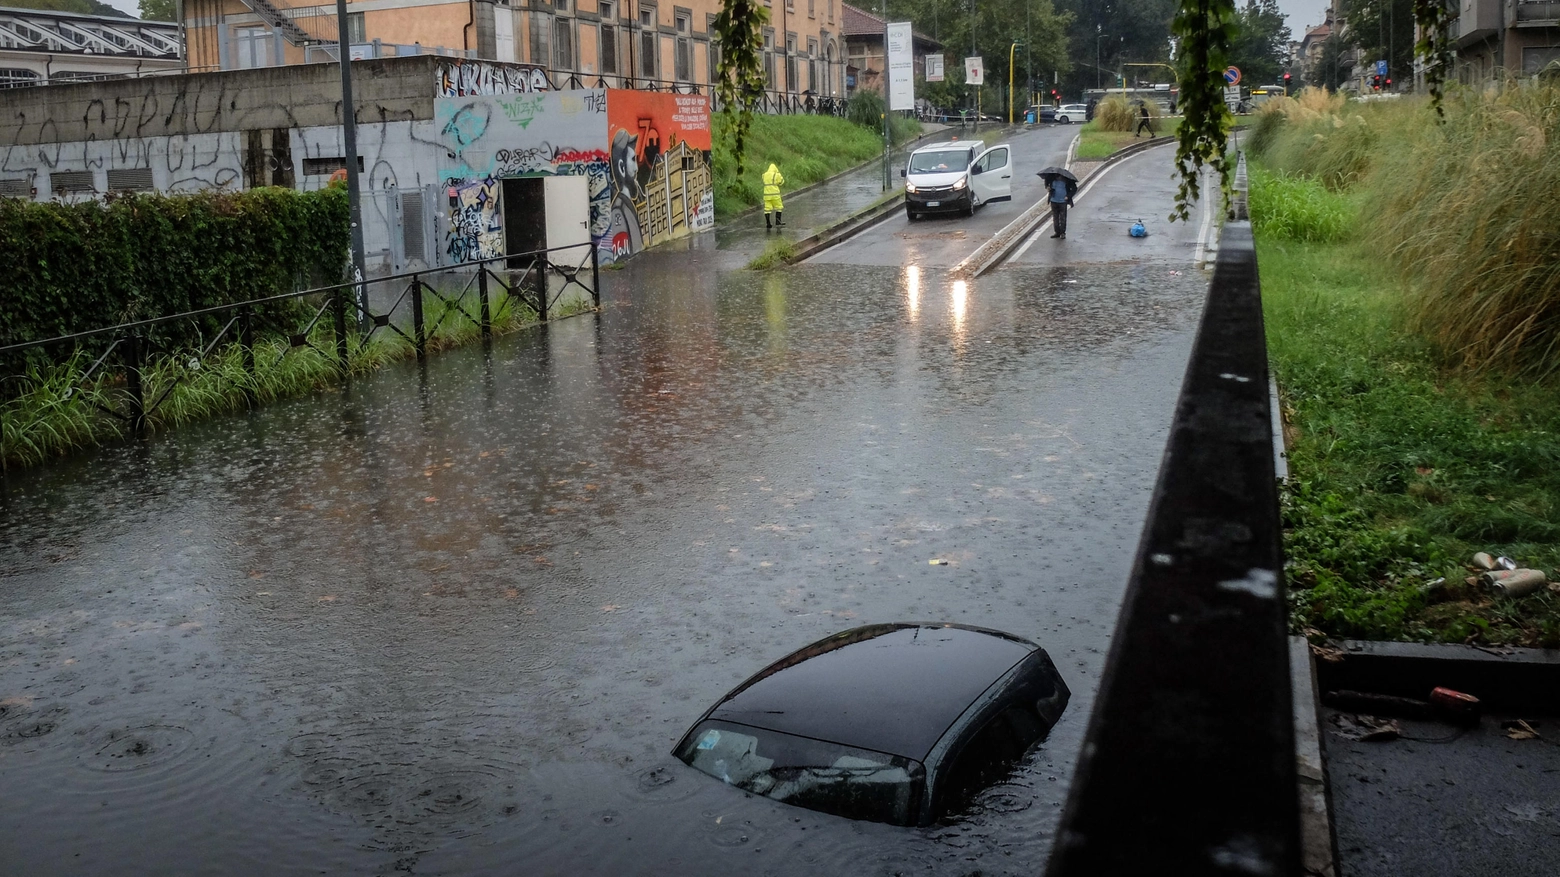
[
  {"x1": 1372, "y1": 75, "x2": 1382, "y2": 91},
  {"x1": 1282, "y1": 72, "x2": 1291, "y2": 93},
  {"x1": 1384, "y1": 77, "x2": 1392, "y2": 89}
]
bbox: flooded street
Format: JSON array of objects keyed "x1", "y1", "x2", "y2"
[{"x1": 2, "y1": 205, "x2": 1209, "y2": 874}]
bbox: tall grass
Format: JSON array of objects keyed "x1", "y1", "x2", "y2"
[
  {"x1": 1249, "y1": 82, "x2": 1560, "y2": 376},
  {"x1": 1094, "y1": 96, "x2": 1136, "y2": 132},
  {"x1": 1248, "y1": 167, "x2": 1353, "y2": 243},
  {"x1": 0, "y1": 288, "x2": 578, "y2": 470}
]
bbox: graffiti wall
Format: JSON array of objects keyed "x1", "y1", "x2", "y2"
[
  {"x1": 434, "y1": 60, "x2": 552, "y2": 98},
  {"x1": 434, "y1": 89, "x2": 712, "y2": 265},
  {"x1": 603, "y1": 91, "x2": 713, "y2": 257}
]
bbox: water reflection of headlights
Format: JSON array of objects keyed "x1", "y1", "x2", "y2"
[{"x1": 952, "y1": 177, "x2": 967, "y2": 190}]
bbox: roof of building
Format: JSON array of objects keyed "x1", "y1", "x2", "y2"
[
  {"x1": 840, "y1": 3, "x2": 941, "y2": 49},
  {"x1": 0, "y1": 5, "x2": 179, "y2": 57}
]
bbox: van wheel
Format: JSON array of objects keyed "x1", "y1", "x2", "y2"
[{"x1": 906, "y1": 207, "x2": 918, "y2": 221}]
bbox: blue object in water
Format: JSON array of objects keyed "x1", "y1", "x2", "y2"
[{"x1": 1129, "y1": 220, "x2": 1148, "y2": 238}]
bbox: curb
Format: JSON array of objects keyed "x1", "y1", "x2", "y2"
[
  {"x1": 782, "y1": 193, "x2": 906, "y2": 265},
  {"x1": 1313, "y1": 639, "x2": 1560, "y2": 714},
  {"x1": 952, "y1": 135, "x2": 1178, "y2": 278},
  {"x1": 1291, "y1": 636, "x2": 1341, "y2": 877}
]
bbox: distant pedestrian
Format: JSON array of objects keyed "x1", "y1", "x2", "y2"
[
  {"x1": 1086, "y1": 98, "x2": 1097, "y2": 122},
  {"x1": 1135, "y1": 103, "x2": 1155, "y2": 138},
  {"x1": 1048, "y1": 175, "x2": 1073, "y2": 240},
  {"x1": 762, "y1": 162, "x2": 785, "y2": 229}
]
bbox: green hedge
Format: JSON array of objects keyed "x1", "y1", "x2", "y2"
[{"x1": 0, "y1": 186, "x2": 349, "y2": 381}]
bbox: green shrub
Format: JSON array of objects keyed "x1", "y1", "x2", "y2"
[
  {"x1": 1095, "y1": 96, "x2": 1135, "y2": 132},
  {"x1": 846, "y1": 89, "x2": 885, "y2": 129},
  {"x1": 1248, "y1": 167, "x2": 1353, "y2": 243},
  {"x1": 0, "y1": 187, "x2": 349, "y2": 383}
]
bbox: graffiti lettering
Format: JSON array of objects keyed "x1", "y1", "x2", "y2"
[
  {"x1": 435, "y1": 61, "x2": 552, "y2": 98},
  {"x1": 497, "y1": 96, "x2": 546, "y2": 129}
]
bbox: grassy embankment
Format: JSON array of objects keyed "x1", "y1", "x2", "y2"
[
  {"x1": 1075, "y1": 96, "x2": 1181, "y2": 160},
  {"x1": 1249, "y1": 86, "x2": 1560, "y2": 647},
  {"x1": 712, "y1": 112, "x2": 921, "y2": 218}
]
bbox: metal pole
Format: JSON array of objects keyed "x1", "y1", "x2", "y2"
[
  {"x1": 1025, "y1": 3, "x2": 1031, "y2": 108},
  {"x1": 335, "y1": 0, "x2": 368, "y2": 331},
  {"x1": 1008, "y1": 41, "x2": 1016, "y2": 124},
  {"x1": 411, "y1": 279, "x2": 427, "y2": 362},
  {"x1": 239, "y1": 306, "x2": 256, "y2": 408},
  {"x1": 125, "y1": 333, "x2": 145, "y2": 435},
  {"x1": 479, "y1": 266, "x2": 492, "y2": 338},
  {"x1": 969, "y1": 0, "x2": 976, "y2": 133},
  {"x1": 881, "y1": 0, "x2": 890, "y2": 192},
  {"x1": 589, "y1": 242, "x2": 601, "y2": 308}
]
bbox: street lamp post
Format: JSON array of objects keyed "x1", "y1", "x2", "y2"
[
  {"x1": 1008, "y1": 40, "x2": 1020, "y2": 124},
  {"x1": 335, "y1": 0, "x2": 367, "y2": 331}
]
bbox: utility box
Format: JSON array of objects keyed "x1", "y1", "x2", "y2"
[{"x1": 502, "y1": 175, "x2": 593, "y2": 313}]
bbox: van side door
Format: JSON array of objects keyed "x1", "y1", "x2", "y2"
[{"x1": 969, "y1": 145, "x2": 1013, "y2": 205}]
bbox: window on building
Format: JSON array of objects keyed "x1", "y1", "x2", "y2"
[
  {"x1": 553, "y1": 0, "x2": 568, "y2": 10},
  {"x1": 0, "y1": 69, "x2": 40, "y2": 88},
  {"x1": 807, "y1": 37, "x2": 818, "y2": 90},
  {"x1": 708, "y1": 28, "x2": 719, "y2": 87},
  {"x1": 785, "y1": 33, "x2": 797, "y2": 93},
  {"x1": 347, "y1": 11, "x2": 366, "y2": 44},
  {"x1": 827, "y1": 0, "x2": 833, "y2": 22},
  {"x1": 674, "y1": 14, "x2": 691, "y2": 81},
  {"x1": 554, "y1": 17, "x2": 574, "y2": 69},
  {"x1": 530, "y1": 12, "x2": 551, "y2": 66},
  {"x1": 763, "y1": 30, "x2": 775, "y2": 89},
  {"x1": 808, "y1": 0, "x2": 814, "y2": 16},
  {"x1": 639, "y1": 7, "x2": 657, "y2": 79},
  {"x1": 234, "y1": 26, "x2": 272, "y2": 69},
  {"x1": 600, "y1": 4, "x2": 618, "y2": 76}
]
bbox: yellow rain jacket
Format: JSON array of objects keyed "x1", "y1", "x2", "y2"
[{"x1": 762, "y1": 163, "x2": 785, "y2": 212}]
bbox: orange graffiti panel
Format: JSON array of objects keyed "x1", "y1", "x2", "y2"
[{"x1": 605, "y1": 90, "x2": 712, "y2": 154}]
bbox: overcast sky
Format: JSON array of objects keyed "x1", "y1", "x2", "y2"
[
  {"x1": 1280, "y1": 0, "x2": 1333, "y2": 39},
  {"x1": 101, "y1": 0, "x2": 1335, "y2": 48}
]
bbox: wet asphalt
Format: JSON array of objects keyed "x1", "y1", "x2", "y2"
[{"x1": 0, "y1": 141, "x2": 1212, "y2": 876}]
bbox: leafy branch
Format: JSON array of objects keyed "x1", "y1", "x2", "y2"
[
  {"x1": 1413, "y1": 0, "x2": 1454, "y2": 118},
  {"x1": 712, "y1": 0, "x2": 770, "y2": 179},
  {"x1": 1171, "y1": 0, "x2": 1237, "y2": 222}
]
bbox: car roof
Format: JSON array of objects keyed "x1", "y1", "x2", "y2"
[
  {"x1": 912, "y1": 141, "x2": 974, "y2": 154},
  {"x1": 705, "y1": 623, "x2": 1037, "y2": 762}
]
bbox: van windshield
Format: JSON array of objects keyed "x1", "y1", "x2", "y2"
[{"x1": 908, "y1": 150, "x2": 970, "y2": 174}]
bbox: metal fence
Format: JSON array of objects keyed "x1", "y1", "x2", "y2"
[
  {"x1": 0, "y1": 243, "x2": 600, "y2": 432},
  {"x1": 1045, "y1": 222, "x2": 1301, "y2": 876}
]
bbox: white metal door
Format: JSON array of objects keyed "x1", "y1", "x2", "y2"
[
  {"x1": 970, "y1": 145, "x2": 1012, "y2": 204},
  {"x1": 543, "y1": 175, "x2": 591, "y2": 252},
  {"x1": 494, "y1": 6, "x2": 517, "y2": 62}
]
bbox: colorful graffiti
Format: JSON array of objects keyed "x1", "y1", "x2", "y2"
[
  {"x1": 435, "y1": 60, "x2": 551, "y2": 98},
  {"x1": 433, "y1": 89, "x2": 712, "y2": 264},
  {"x1": 605, "y1": 92, "x2": 714, "y2": 253}
]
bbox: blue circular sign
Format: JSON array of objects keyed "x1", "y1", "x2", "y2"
[{"x1": 1224, "y1": 66, "x2": 1242, "y2": 85}]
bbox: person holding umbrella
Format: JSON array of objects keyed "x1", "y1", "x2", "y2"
[{"x1": 1038, "y1": 166, "x2": 1078, "y2": 240}]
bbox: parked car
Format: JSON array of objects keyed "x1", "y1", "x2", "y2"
[
  {"x1": 1027, "y1": 105, "x2": 1057, "y2": 123},
  {"x1": 672, "y1": 623, "x2": 1071, "y2": 827},
  {"x1": 1055, "y1": 103, "x2": 1089, "y2": 124},
  {"x1": 900, "y1": 140, "x2": 1014, "y2": 220}
]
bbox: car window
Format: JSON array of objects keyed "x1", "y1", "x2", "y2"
[
  {"x1": 973, "y1": 147, "x2": 1010, "y2": 171},
  {"x1": 936, "y1": 705, "x2": 1043, "y2": 816},
  {"x1": 908, "y1": 151, "x2": 968, "y2": 173},
  {"x1": 674, "y1": 720, "x2": 926, "y2": 826}
]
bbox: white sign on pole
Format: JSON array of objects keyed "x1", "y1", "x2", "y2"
[
  {"x1": 887, "y1": 22, "x2": 915, "y2": 111},
  {"x1": 925, "y1": 53, "x2": 944, "y2": 82},
  {"x1": 964, "y1": 56, "x2": 984, "y2": 86}
]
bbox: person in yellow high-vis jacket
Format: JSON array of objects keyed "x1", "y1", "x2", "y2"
[{"x1": 762, "y1": 163, "x2": 785, "y2": 229}]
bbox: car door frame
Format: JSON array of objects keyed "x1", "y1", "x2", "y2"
[{"x1": 968, "y1": 144, "x2": 1013, "y2": 206}]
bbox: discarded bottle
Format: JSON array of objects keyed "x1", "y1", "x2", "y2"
[
  {"x1": 1472, "y1": 552, "x2": 1498, "y2": 570},
  {"x1": 1480, "y1": 568, "x2": 1547, "y2": 598}
]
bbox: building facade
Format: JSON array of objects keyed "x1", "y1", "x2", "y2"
[
  {"x1": 182, "y1": 0, "x2": 848, "y2": 98},
  {"x1": 0, "y1": 56, "x2": 709, "y2": 271},
  {"x1": 1449, "y1": 0, "x2": 1560, "y2": 83},
  {"x1": 0, "y1": 6, "x2": 182, "y2": 88},
  {"x1": 839, "y1": 2, "x2": 939, "y2": 98}
]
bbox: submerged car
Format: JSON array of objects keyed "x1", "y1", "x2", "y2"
[
  {"x1": 901, "y1": 140, "x2": 1014, "y2": 220},
  {"x1": 672, "y1": 623, "x2": 1070, "y2": 826}
]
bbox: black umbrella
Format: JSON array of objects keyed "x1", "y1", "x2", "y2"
[{"x1": 1036, "y1": 166, "x2": 1078, "y2": 183}]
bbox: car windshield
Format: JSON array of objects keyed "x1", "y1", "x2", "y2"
[
  {"x1": 674, "y1": 720, "x2": 925, "y2": 826},
  {"x1": 908, "y1": 150, "x2": 969, "y2": 174}
]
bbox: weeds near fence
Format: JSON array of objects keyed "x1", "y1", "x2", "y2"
[{"x1": 0, "y1": 288, "x2": 595, "y2": 471}]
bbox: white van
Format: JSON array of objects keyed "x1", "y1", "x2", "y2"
[{"x1": 901, "y1": 140, "x2": 1014, "y2": 220}]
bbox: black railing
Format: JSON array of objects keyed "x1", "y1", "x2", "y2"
[
  {"x1": 1045, "y1": 223, "x2": 1301, "y2": 876},
  {"x1": 0, "y1": 243, "x2": 600, "y2": 432}
]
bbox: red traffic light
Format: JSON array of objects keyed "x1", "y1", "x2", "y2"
[
  {"x1": 1385, "y1": 78, "x2": 1392, "y2": 87},
  {"x1": 1283, "y1": 72, "x2": 1291, "y2": 81}
]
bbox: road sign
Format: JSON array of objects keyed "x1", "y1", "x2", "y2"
[
  {"x1": 965, "y1": 56, "x2": 984, "y2": 86},
  {"x1": 887, "y1": 22, "x2": 914, "y2": 111},
  {"x1": 1224, "y1": 85, "x2": 1241, "y2": 105},
  {"x1": 1376, "y1": 59, "x2": 1388, "y2": 77},
  {"x1": 925, "y1": 53, "x2": 944, "y2": 82},
  {"x1": 1224, "y1": 66, "x2": 1241, "y2": 86}
]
